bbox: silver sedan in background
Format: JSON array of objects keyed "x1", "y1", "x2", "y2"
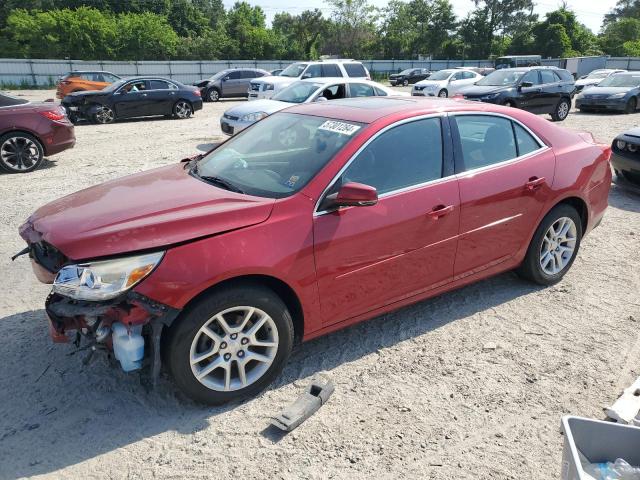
[{"x1": 220, "y1": 78, "x2": 405, "y2": 136}]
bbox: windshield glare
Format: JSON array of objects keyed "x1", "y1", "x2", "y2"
[
  {"x1": 195, "y1": 113, "x2": 364, "y2": 198},
  {"x1": 428, "y1": 70, "x2": 453, "y2": 81},
  {"x1": 208, "y1": 71, "x2": 228, "y2": 81},
  {"x1": 273, "y1": 82, "x2": 322, "y2": 103},
  {"x1": 477, "y1": 70, "x2": 523, "y2": 86},
  {"x1": 597, "y1": 75, "x2": 640, "y2": 88},
  {"x1": 398, "y1": 69, "x2": 413, "y2": 75},
  {"x1": 586, "y1": 71, "x2": 609, "y2": 79},
  {"x1": 280, "y1": 63, "x2": 308, "y2": 78},
  {"x1": 104, "y1": 79, "x2": 127, "y2": 92}
]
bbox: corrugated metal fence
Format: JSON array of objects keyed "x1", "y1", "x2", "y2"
[{"x1": 1, "y1": 57, "x2": 640, "y2": 86}]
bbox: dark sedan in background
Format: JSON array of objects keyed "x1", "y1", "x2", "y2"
[
  {"x1": 575, "y1": 72, "x2": 640, "y2": 114},
  {"x1": 459, "y1": 67, "x2": 575, "y2": 122},
  {"x1": 62, "y1": 77, "x2": 202, "y2": 124},
  {"x1": 612, "y1": 129, "x2": 640, "y2": 185},
  {"x1": 0, "y1": 92, "x2": 75, "y2": 173},
  {"x1": 193, "y1": 68, "x2": 270, "y2": 102},
  {"x1": 388, "y1": 68, "x2": 431, "y2": 86}
]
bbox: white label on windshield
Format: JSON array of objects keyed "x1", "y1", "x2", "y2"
[{"x1": 318, "y1": 120, "x2": 361, "y2": 136}]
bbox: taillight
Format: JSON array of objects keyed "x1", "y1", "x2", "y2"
[
  {"x1": 39, "y1": 109, "x2": 66, "y2": 121},
  {"x1": 193, "y1": 89, "x2": 201, "y2": 97}
]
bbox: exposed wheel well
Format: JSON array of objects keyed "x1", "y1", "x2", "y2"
[
  {"x1": 173, "y1": 275, "x2": 305, "y2": 344},
  {"x1": 556, "y1": 196, "x2": 588, "y2": 232}
]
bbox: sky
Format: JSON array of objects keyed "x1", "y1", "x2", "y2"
[{"x1": 224, "y1": 0, "x2": 618, "y2": 34}]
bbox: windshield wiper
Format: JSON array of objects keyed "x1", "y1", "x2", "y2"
[{"x1": 198, "y1": 174, "x2": 245, "y2": 194}]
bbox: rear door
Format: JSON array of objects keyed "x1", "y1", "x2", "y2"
[
  {"x1": 450, "y1": 113, "x2": 555, "y2": 278},
  {"x1": 313, "y1": 116, "x2": 459, "y2": 325},
  {"x1": 539, "y1": 69, "x2": 562, "y2": 113},
  {"x1": 147, "y1": 79, "x2": 178, "y2": 115},
  {"x1": 347, "y1": 82, "x2": 377, "y2": 98}
]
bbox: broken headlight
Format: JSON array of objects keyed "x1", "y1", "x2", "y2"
[{"x1": 53, "y1": 252, "x2": 164, "y2": 301}]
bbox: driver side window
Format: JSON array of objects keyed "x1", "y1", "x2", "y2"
[
  {"x1": 521, "y1": 70, "x2": 541, "y2": 85},
  {"x1": 336, "y1": 117, "x2": 443, "y2": 196}
]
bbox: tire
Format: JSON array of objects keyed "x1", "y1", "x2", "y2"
[
  {"x1": 516, "y1": 204, "x2": 583, "y2": 286},
  {"x1": 625, "y1": 97, "x2": 637, "y2": 114},
  {"x1": 438, "y1": 89, "x2": 448, "y2": 98},
  {"x1": 622, "y1": 170, "x2": 640, "y2": 185},
  {"x1": 173, "y1": 100, "x2": 193, "y2": 119},
  {"x1": 93, "y1": 105, "x2": 115, "y2": 124},
  {"x1": 402, "y1": 79, "x2": 409, "y2": 87},
  {"x1": 207, "y1": 88, "x2": 220, "y2": 102},
  {"x1": 164, "y1": 284, "x2": 294, "y2": 405},
  {"x1": 504, "y1": 100, "x2": 516, "y2": 108},
  {"x1": 579, "y1": 108, "x2": 592, "y2": 113},
  {"x1": 0, "y1": 132, "x2": 44, "y2": 173},
  {"x1": 550, "y1": 98, "x2": 570, "y2": 122}
]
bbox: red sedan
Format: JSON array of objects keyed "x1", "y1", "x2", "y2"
[
  {"x1": 0, "y1": 92, "x2": 75, "y2": 173},
  {"x1": 18, "y1": 98, "x2": 611, "y2": 404}
]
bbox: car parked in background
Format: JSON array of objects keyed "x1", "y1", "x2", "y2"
[
  {"x1": 0, "y1": 92, "x2": 75, "y2": 173},
  {"x1": 412, "y1": 69, "x2": 483, "y2": 98},
  {"x1": 388, "y1": 68, "x2": 431, "y2": 86},
  {"x1": 575, "y1": 69, "x2": 627, "y2": 93},
  {"x1": 193, "y1": 68, "x2": 270, "y2": 102},
  {"x1": 459, "y1": 67, "x2": 575, "y2": 122},
  {"x1": 220, "y1": 78, "x2": 405, "y2": 136},
  {"x1": 56, "y1": 71, "x2": 121, "y2": 99},
  {"x1": 270, "y1": 69, "x2": 284, "y2": 76},
  {"x1": 248, "y1": 60, "x2": 370, "y2": 100},
  {"x1": 575, "y1": 72, "x2": 640, "y2": 114},
  {"x1": 19, "y1": 97, "x2": 611, "y2": 404},
  {"x1": 495, "y1": 55, "x2": 542, "y2": 69},
  {"x1": 611, "y1": 128, "x2": 640, "y2": 184},
  {"x1": 62, "y1": 77, "x2": 203, "y2": 124}
]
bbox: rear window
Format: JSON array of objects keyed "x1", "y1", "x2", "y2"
[
  {"x1": 554, "y1": 69, "x2": 573, "y2": 82},
  {"x1": 344, "y1": 63, "x2": 367, "y2": 77},
  {"x1": 0, "y1": 92, "x2": 29, "y2": 107},
  {"x1": 322, "y1": 64, "x2": 342, "y2": 77}
]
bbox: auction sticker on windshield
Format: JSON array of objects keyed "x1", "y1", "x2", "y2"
[{"x1": 318, "y1": 120, "x2": 361, "y2": 136}]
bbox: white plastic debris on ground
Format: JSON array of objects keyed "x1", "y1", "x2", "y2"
[{"x1": 605, "y1": 376, "x2": 640, "y2": 426}]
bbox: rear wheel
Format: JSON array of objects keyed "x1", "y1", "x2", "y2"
[
  {"x1": 438, "y1": 89, "x2": 448, "y2": 98},
  {"x1": 625, "y1": 97, "x2": 637, "y2": 114},
  {"x1": 550, "y1": 98, "x2": 570, "y2": 121},
  {"x1": 173, "y1": 100, "x2": 193, "y2": 119},
  {"x1": 164, "y1": 285, "x2": 294, "y2": 405},
  {"x1": 0, "y1": 132, "x2": 44, "y2": 173},
  {"x1": 517, "y1": 204, "x2": 582, "y2": 286}
]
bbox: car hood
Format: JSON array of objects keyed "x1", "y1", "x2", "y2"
[
  {"x1": 20, "y1": 163, "x2": 276, "y2": 260},
  {"x1": 225, "y1": 99, "x2": 292, "y2": 116},
  {"x1": 582, "y1": 86, "x2": 634, "y2": 95},
  {"x1": 459, "y1": 85, "x2": 512, "y2": 95},
  {"x1": 255, "y1": 76, "x2": 297, "y2": 86},
  {"x1": 575, "y1": 78, "x2": 600, "y2": 87},
  {"x1": 414, "y1": 79, "x2": 446, "y2": 87},
  {"x1": 66, "y1": 90, "x2": 107, "y2": 98},
  {"x1": 618, "y1": 126, "x2": 640, "y2": 139},
  {"x1": 193, "y1": 79, "x2": 212, "y2": 87}
]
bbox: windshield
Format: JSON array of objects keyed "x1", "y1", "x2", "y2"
[
  {"x1": 193, "y1": 113, "x2": 364, "y2": 198},
  {"x1": 477, "y1": 70, "x2": 523, "y2": 86},
  {"x1": 428, "y1": 70, "x2": 453, "y2": 81},
  {"x1": 585, "y1": 71, "x2": 609, "y2": 79},
  {"x1": 103, "y1": 79, "x2": 127, "y2": 92},
  {"x1": 280, "y1": 63, "x2": 308, "y2": 78},
  {"x1": 398, "y1": 69, "x2": 413, "y2": 75},
  {"x1": 208, "y1": 71, "x2": 229, "y2": 81},
  {"x1": 273, "y1": 81, "x2": 322, "y2": 103},
  {"x1": 597, "y1": 74, "x2": 640, "y2": 88}
]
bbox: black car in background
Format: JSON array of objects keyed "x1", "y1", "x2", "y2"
[
  {"x1": 388, "y1": 68, "x2": 431, "y2": 86},
  {"x1": 193, "y1": 68, "x2": 270, "y2": 102},
  {"x1": 575, "y1": 72, "x2": 640, "y2": 114},
  {"x1": 611, "y1": 128, "x2": 640, "y2": 185},
  {"x1": 459, "y1": 67, "x2": 575, "y2": 122},
  {"x1": 62, "y1": 77, "x2": 203, "y2": 124}
]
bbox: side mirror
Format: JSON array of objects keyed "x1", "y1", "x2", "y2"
[
  {"x1": 301, "y1": 73, "x2": 312, "y2": 79},
  {"x1": 222, "y1": 76, "x2": 229, "y2": 82},
  {"x1": 325, "y1": 182, "x2": 378, "y2": 209},
  {"x1": 314, "y1": 96, "x2": 328, "y2": 103},
  {"x1": 520, "y1": 81, "x2": 533, "y2": 89}
]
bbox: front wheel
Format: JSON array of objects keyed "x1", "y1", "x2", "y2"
[
  {"x1": 93, "y1": 105, "x2": 115, "y2": 124},
  {"x1": 438, "y1": 89, "x2": 448, "y2": 98},
  {"x1": 207, "y1": 88, "x2": 220, "y2": 102},
  {"x1": 516, "y1": 204, "x2": 582, "y2": 286},
  {"x1": 173, "y1": 100, "x2": 193, "y2": 119},
  {"x1": 550, "y1": 98, "x2": 570, "y2": 122},
  {"x1": 164, "y1": 285, "x2": 294, "y2": 405},
  {"x1": 402, "y1": 79, "x2": 409, "y2": 87},
  {"x1": 625, "y1": 97, "x2": 637, "y2": 114}
]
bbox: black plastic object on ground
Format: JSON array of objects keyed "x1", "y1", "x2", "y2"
[{"x1": 271, "y1": 378, "x2": 334, "y2": 432}]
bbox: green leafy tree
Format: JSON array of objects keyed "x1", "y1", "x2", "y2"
[
  {"x1": 600, "y1": 17, "x2": 640, "y2": 55},
  {"x1": 324, "y1": 0, "x2": 377, "y2": 58},
  {"x1": 604, "y1": 0, "x2": 640, "y2": 26},
  {"x1": 114, "y1": 12, "x2": 180, "y2": 60},
  {"x1": 273, "y1": 9, "x2": 327, "y2": 59}
]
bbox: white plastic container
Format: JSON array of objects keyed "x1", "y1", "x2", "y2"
[{"x1": 111, "y1": 322, "x2": 144, "y2": 372}]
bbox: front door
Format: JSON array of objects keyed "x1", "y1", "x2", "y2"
[
  {"x1": 538, "y1": 69, "x2": 563, "y2": 113},
  {"x1": 313, "y1": 116, "x2": 460, "y2": 325},
  {"x1": 114, "y1": 80, "x2": 153, "y2": 118},
  {"x1": 221, "y1": 71, "x2": 245, "y2": 97},
  {"x1": 518, "y1": 70, "x2": 544, "y2": 112},
  {"x1": 450, "y1": 113, "x2": 556, "y2": 279}
]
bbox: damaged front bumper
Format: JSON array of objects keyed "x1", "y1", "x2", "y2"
[{"x1": 46, "y1": 290, "x2": 180, "y2": 380}]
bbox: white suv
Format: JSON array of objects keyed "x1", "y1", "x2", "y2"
[{"x1": 248, "y1": 60, "x2": 370, "y2": 100}]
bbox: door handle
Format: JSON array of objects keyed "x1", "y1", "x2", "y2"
[
  {"x1": 525, "y1": 176, "x2": 546, "y2": 191},
  {"x1": 427, "y1": 204, "x2": 454, "y2": 219},
  {"x1": 141, "y1": 93, "x2": 147, "y2": 97}
]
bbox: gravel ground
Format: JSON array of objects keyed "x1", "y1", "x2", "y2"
[{"x1": 0, "y1": 89, "x2": 639, "y2": 480}]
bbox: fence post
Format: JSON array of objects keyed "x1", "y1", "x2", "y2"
[
  {"x1": 135, "y1": 61, "x2": 139, "y2": 76},
  {"x1": 168, "y1": 61, "x2": 173, "y2": 79},
  {"x1": 199, "y1": 60, "x2": 203, "y2": 78},
  {"x1": 628, "y1": 57, "x2": 632, "y2": 70},
  {"x1": 28, "y1": 59, "x2": 37, "y2": 87}
]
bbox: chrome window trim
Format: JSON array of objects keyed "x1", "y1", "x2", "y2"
[
  {"x1": 314, "y1": 112, "x2": 446, "y2": 216},
  {"x1": 313, "y1": 110, "x2": 550, "y2": 216}
]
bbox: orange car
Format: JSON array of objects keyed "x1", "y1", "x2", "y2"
[{"x1": 56, "y1": 71, "x2": 121, "y2": 99}]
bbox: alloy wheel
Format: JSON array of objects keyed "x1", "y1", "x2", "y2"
[
  {"x1": 175, "y1": 101, "x2": 192, "y2": 119},
  {"x1": 557, "y1": 101, "x2": 569, "y2": 120},
  {"x1": 0, "y1": 136, "x2": 42, "y2": 172},
  {"x1": 438, "y1": 90, "x2": 447, "y2": 98},
  {"x1": 539, "y1": 217, "x2": 577, "y2": 275},
  {"x1": 189, "y1": 306, "x2": 279, "y2": 392},
  {"x1": 208, "y1": 89, "x2": 219, "y2": 102},
  {"x1": 95, "y1": 106, "x2": 114, "y2": 124}
]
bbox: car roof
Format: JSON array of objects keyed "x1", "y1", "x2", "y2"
[
  {"x1": 284, "y1": 96, "x2": 513, "y2": 124},
  {"x1": 68, "y1": 70, "x2": 116, "y2": 74},
  {"x1": 299, "y1": 77, "x2": 383, "y2": 85}
]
